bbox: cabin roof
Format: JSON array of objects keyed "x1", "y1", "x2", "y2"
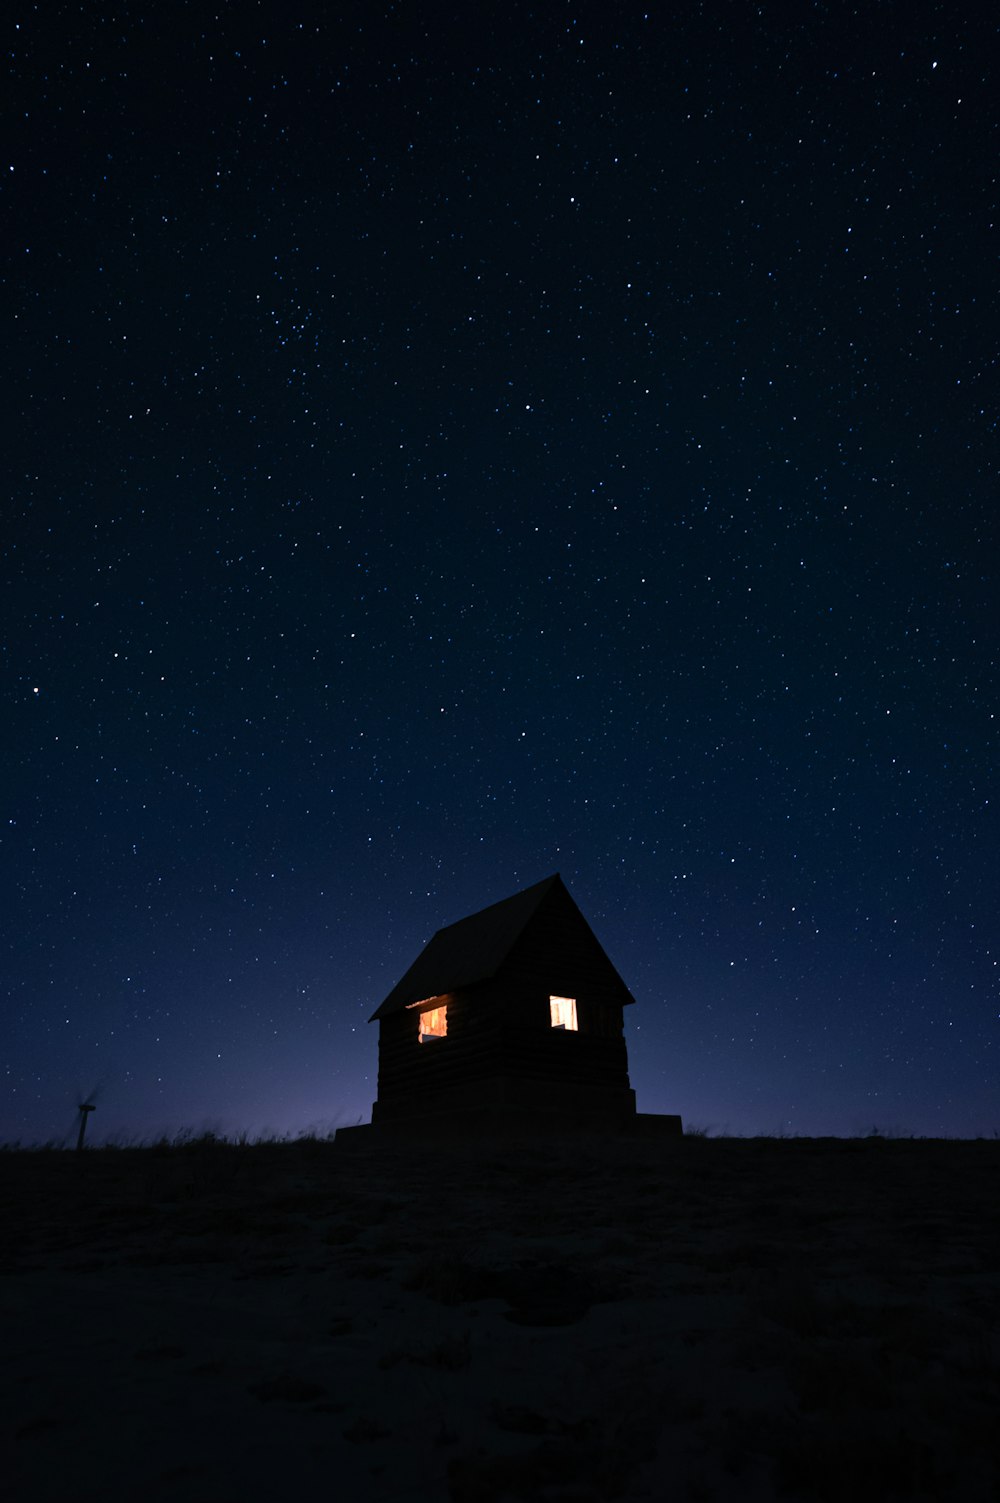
[{"x1": 371, "y1": 873, "x2": 603, "y2": 1020}]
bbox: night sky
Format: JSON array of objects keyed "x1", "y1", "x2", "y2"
[{"x1": 4, "y1": 0, "x2": 997, "y2": 1145}]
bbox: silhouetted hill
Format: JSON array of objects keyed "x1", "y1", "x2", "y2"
[{"x1": 2, "y1": 1135, "x2": 997, "y2": 1500}]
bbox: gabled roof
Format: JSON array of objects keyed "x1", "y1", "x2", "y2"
[{"x1": 371, "y1": 873, "x2": 567, "y2": 1020}]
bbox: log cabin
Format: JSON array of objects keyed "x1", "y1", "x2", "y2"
[{"x1": 356, "y1": 874, "x2": 681, "y2": 1137}]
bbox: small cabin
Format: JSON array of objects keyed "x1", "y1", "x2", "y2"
[{"x1": 361, "y1": 874, "x2": 679, "y2": 1136}]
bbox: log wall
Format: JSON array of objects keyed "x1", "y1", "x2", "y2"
[{"x1": 371, "y1": 881, "x2": 640, "y2": 1123}]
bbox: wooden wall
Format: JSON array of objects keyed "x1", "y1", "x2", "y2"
[{"x1": 372, "y1": 883, "x2": 639, "y2": 1122}]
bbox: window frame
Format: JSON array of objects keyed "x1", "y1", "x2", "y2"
[{"x1": 549, "y1": 994, "x2": 579, "y2": 1031}]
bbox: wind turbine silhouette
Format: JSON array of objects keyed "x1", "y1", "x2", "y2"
[{"x1": 74, "y1": 1084, "x2": 101, "y2": 1151}]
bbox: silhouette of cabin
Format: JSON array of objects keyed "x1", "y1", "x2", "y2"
[{"x1": 356, "y1": 874, "x2": 681, "y2": 1137}]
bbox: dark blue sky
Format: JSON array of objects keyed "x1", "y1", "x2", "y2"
[{"x1": 4, "y1": 0, "x2": 997, "y2": 1143}]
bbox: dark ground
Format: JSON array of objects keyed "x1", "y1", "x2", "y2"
[{"x1": 2, "y1": 1135, "x2": 998, "y2": 1501}]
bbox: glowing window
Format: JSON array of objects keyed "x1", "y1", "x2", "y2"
[
  {"x1": 418, "y1": 1004, "x2": 448, "y2": 1041},
  {"x1": 549, "y1": 995, "x2": 578, "y2": 1031}
]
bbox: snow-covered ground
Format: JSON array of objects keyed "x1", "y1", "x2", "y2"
[{"x1": 2, "y1": 1134, "x2": 997, "y2": 1501}]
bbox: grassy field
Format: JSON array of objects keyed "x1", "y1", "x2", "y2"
[{"x1": 2, "y1": 1132, "x2": 998, "y2": 1500}]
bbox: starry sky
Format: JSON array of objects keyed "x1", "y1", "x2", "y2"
[{"x1": 4, "y1": 0, "x2": 997, "y2": 1145}]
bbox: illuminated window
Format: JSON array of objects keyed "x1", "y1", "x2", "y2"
[
  {"x1": 549, "y1": 995, "x2": 578, "y2": 1031},
  {"x1": 418, "y1": 1004, "x2": 448, "y2": 1042}
]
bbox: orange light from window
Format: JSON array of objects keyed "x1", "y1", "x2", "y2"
[
  {"x1": 418, "y1": 1004, "x2": 448, "y2": 1041},
  {"x1": 549, "y1": 995, "x2": 578, "y2": 1031}
]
